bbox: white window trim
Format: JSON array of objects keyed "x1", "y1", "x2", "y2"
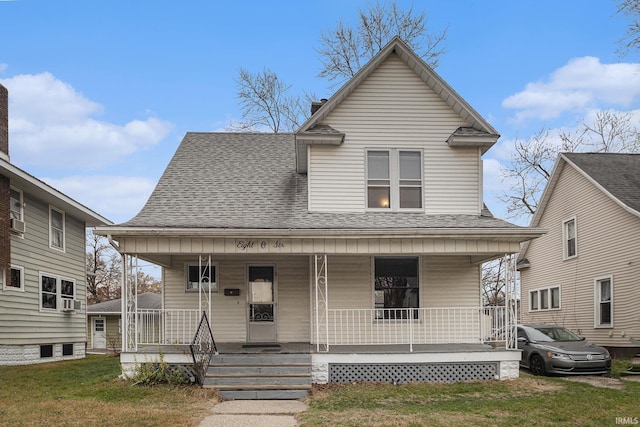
[
  {"x1": 562, "y1": 216, "x2": 577, "y2": 260},
  {"x1": 528, "y1": 285, "x2": 561, "y2": 312},
  {"x1": 49, "y1": 205, "x2": 66, "y2": 252},
  {"x1": 2, "y1": 265, "x2": 25, "y2": 292},
  {"x1": 371, "y1": 256, "x2": 421, "y2": 316},
  {"x1": 594, "y1": 275, "x2": 613, "y2": 328},
  {"x1": 365, "y1": 148, "x2": 424, "y2": 212},
  {"x1": 10, "y1": 186, "x2": 23, "y2": 221},
  {"x1": 184, "y1": 262, "x2": 218, "y2": 293},
  {"x1": 39, "y1": 272, "x2": 76, "y2": 312}
]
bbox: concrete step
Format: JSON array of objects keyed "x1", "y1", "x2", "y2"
[
  {"x1": 218, "y1": 389, "x2": 309, "y2": 400},
  {"x1": 204, "y1": 352, "x2": 312, "y2": 400}
]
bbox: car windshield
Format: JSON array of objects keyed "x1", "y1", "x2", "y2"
[
  {"x1": 536, "y1": 326, "x2": 582, "y2": 341},
  {"x1": 522, "y1": 326, "x2": 554, "y2": 342}
]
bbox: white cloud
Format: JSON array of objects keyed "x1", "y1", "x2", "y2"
[
  {"x1": 42, "y1": 175, "x2": 157, "y2": 224},
  {"x1": 0, "y1": 72, "x2": 173, "y2": 169},
  {"x1": 502, "y1": 57, "x2": 640, "y2": 122}
]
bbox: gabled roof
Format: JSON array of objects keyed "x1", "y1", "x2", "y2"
[
  {"x1": 295, "y1": 36, "x2": 499, "y2": 172},
  {"x1": 101, "y1": 132, "x2": 539, "y2": 241},
  {"x1": 88, "y1": 292, "x2": 161, "y2": 314},
  {"x1": 518, "y1": 152, "x2": 640, "y2": 262},
  {"x1": 0, "y1": 158, "x2": 111, "y2": 226}
]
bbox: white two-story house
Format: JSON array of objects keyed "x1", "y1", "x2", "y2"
[{"x1": 95, "y1": 37, "x2": 543, "y2": 398}]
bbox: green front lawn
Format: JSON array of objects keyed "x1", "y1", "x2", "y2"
[
  {"x1": 0, "y1": 355, "x2": 218, "y2": 426},
  {"x1": 0, "y1": 355, "x2": 637, "y2": 426}
]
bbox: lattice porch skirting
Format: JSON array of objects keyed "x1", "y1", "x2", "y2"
[{"x1": 329, "y1": 362, "x2": 498, "y2": 383}]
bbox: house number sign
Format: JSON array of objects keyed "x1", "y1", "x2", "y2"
[{"x1": 236, "y1": 240, "x2": 285, "y2": 251}]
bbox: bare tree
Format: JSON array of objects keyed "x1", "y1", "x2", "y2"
[
  {"x1": 86, "y1": 231, "x2": 121, "y2": 304},
  {"x1": 317, "y1": 1, "x2": 447, "y2": 85},
  {"x1": 232, "y1": 1, "x2": 446, "y2": 132},
  {"x1": 500, "y1": 110, "x2": 640, "y2": 222},
  {"x1": 618, "y1": 0, "x2": 640, "y2": 56},
  {"x1": 482, "y1": 258, "x2": 506, "y2": 306},
  {"x1": 231, "y1": 67, "x2": 312, "y2": 133}
]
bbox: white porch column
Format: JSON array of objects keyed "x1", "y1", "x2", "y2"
[
  {"x1": 123, "y1": 255, "x2": 139, "y2": 352},
  {"x1": 504, "y1": 253, "x2": 517, "y2": 349},
  {"x1": 314, "y1": 254, "x2": 329, "y2": 352}
]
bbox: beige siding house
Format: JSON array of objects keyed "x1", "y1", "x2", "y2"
[
  {"x1": 519, "y1": 153, "x2": 640, "y2": 358},
  {"x1": 0, "y1": 84, "x2": 112, "y2": 365},
  {"x1": 95, "y1": 38, "x2": 543, "y2": 397}
]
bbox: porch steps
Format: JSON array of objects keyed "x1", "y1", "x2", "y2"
[{"x1": 204, "y1": 353, "x2": 312, "y2": 400}]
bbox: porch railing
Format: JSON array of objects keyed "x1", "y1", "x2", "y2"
[
  {"x1": 137, "y1": 309, "x2": 202, "y2": 345},
  {"x1": 326, "y1": 306, "x2": 510, "y2": 351},
  {"x1": 133, "y1": 306, "x2": 510, "y2": 350},
  {"x1": 190, "y1": 311, "x2": 217, "y2": 385}
]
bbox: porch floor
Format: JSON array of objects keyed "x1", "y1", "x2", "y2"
[{"x1": 136, "y1": 342, "x2": 508, "y2": 355}]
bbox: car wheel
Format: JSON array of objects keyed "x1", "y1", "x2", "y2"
[{"x1": 530, "y1": 354, "x2": 546, "y2": 376}]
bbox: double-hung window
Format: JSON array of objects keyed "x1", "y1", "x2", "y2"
[
  {"x1": 563, "y1": 217, "x2": 577, "y2": 259},
  {"x1": 367, "y1": 149, "x2": 423, "y2": 210},
  {"x1": 374, "y1": 257, "x2": 419, "y2": 319},
  {"x1": 10, "y1": 188, "x2": 23, "y2": 221},
  {"x1": 595, "y1": 276, "x2": 613, "y2": 327},
  {"x1": 49, "y1": 206, "x2": 65, "y2": 251},
  {"x1": 40, "y1": 273, "x2": 75, "y2": 311}
]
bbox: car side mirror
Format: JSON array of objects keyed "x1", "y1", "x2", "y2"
[{"x1": 517, "y1": 337, "x2": 528, "y2": 343}]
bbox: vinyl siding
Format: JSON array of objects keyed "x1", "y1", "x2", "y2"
[
  {"x1": 163, "y1": 255, "x2": 310, "y2": 343},
  {"x1": 308, "y1": 53, "x2": 480, "y2": 214},
  {"x1": 520, "y1": 163, "x2": 640, "y2": 347},
  {"x1": 0, "y1": 191, "x2": 87, "y2": 345}
]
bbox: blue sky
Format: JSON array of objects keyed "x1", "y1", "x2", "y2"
[{"x1": 0, "y1": 0, "x2": 637, "y2": 225}]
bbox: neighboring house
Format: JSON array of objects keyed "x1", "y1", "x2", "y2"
[
  {"x1": 0, "y1": 84, "x2": 112, "y2": 365},
  {"x1": 87, "y1": 293, "x2": 162, "y2": 350},
  {"x1": 519, "y1": 153, "x2": 640, "y2": 358},
  {"x1": 95, "y1": 37, "x2": 543, "y2": 391}
]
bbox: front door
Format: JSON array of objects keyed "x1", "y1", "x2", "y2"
[
  {"x1": 247, "y1": 265, "x2": 277, "y2": 343},
  {"x1": 92, "y1": 318, "x2": 106, "y2": 348}
]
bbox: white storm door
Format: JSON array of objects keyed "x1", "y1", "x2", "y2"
[
  {"x1": 247, "y1": 265, "x2": 277, "y2": 343},
  {"x1": 92, "y1": 318, "x2": 107, "y2": 348}
]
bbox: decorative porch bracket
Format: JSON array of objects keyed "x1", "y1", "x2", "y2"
[
  {"x1": 122, "y1": 254, "x2": 139, "y2": 352},
  {"x1": 314, "y1": 254, "x2": 329, "y2": 352},
  {"x1": 198, "y1": 255, "x2": 213, "y2": 327}
]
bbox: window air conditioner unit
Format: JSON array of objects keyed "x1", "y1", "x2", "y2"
[
  {"x1": 73, "y1": 300, "x2": 82, "y2": 310},
  {"x1": 62, "y1": 299, "x2": 75, "y2": 312},
  {"x1": 10, "y1": 218, "x2": 25, "y2": 233}
]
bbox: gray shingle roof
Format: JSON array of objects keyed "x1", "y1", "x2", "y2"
[
  {"x1": 87, "y1": 293, "x2": 161, "y2": 314},
  {"x1": 120, "y1": 132, "x2": 523, "y2": 230},
  {"x1": 563, "y1": 153, "x2": 640, "y2": 214}
]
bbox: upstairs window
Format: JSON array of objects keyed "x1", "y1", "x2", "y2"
[
  {"x1": 10, "y1": 188, "x2": 23, "y2": 221},
  {"x1": 366, "y1": 149, "x2": 422, "y2": 210},
  {"x1": 563, "y1": 217, "x2": 577, "y2": 259},
  {"x1": 49, "y1": 206, "x2": 65, "y2": 251}
]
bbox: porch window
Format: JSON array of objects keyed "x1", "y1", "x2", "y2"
[
  {"x1": 374, "y1": 257, "x2": 419, "y2": 319},
  {"x1": 186, "y1": 263, "x2": 218, "y2": 292},
  {"x1": 366, "y1": 149, "x2": 422, "y2": 210},
  {"x1": 49, "y1": 206, "x2": 65, "y2": 251},
  {"x1": 563, "y1": 217, "x2": 577, "y2": 259},
  {"x1": 595, "y1": 276, "x2": 612, "y2": 327}
]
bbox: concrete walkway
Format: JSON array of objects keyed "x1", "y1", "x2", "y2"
[{"x1": 198, "y1": 400, "x2": 308, "y2": 427}]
